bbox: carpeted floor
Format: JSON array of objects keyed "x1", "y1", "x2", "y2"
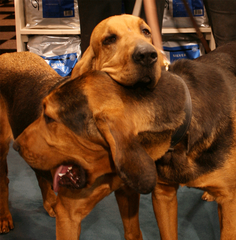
[
  {"x1": 0, "y1": 0, "x2": 16, "y2": 55},
  {"x1": 0, "y1": 1, "x2": 221, "y2": 239}
]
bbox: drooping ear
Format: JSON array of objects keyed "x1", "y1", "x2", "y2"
[
  {"x1": 154, "y1": 49, "x2": 166, "y2": 85},
  {"x1": 95, "y1": 114, "x2": 157, "y2": 194},
  {"x1": 71, "y1": 46, "x2": 95, "y2": 79}
]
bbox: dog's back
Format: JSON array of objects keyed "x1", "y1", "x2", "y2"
[
  {"x1": 195, "y1": 41, "x2": 236, "y2": 76},
  {"x1": 0, "y1": 52, "x2": 64, "y2": 138},
  {"x1": 156, "y1": 41, "x2": 236, "y2": 183},
  {"x1": 0, "y1": 52, "x2": 63, "y2": 234}
]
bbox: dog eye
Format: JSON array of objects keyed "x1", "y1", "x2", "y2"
[
  {"x1": 103, "y1": 34, "x2": 117, "y2": 45},
  {"x1": 44, "y1": 114, "x2": 55, "y2": 124},
  {"x1": 142, "y1": 28, "x2": 151, "y2": 36}
]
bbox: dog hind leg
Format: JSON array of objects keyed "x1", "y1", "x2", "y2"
[
  {"x1": 217, "y1": 197, "x2": 236, "y2": 240},
  {"x1": 0, "y1": 102, "x2": 14, "y2": 233}
]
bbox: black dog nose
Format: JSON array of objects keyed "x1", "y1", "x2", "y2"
[
  {"x1": 13, "y1": 141, "x2": 21, "y2": 152},
  {"x1": 132, "y1": 43, "x2": 157, "y2": 66}
]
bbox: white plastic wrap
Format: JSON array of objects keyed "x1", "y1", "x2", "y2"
[
  {"x1": 162, "y1": 34, "x2": 205, "y2": 63},
  {"x1": 27, "y1": 35, "x2": 81, "y2": 76},
  {"x1": 163, "y1": 0, "x2": 209, "y2": 28},
  {"x1": 24, "y1": 0, "x2": 80, "y2": 29}
]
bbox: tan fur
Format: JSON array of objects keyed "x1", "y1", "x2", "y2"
[{"x1": 71, "y1": 14, "x2": 164, "y2": 87}]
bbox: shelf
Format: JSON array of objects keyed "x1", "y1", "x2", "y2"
[
  {"x1": 19, "y1": 28, "x2": 80, "y2": 35},
  {"x1": 162, "y1": 27, "x2": 211, "y2": 34},
  {"x1": 162, "y1": 27, "x2": 215, "y2": 50},
  {"x1": 14, "y1": 0, "x2": 81, "y2": 51},
  {"x1": 14, "y1": 0, "x2": 215, "y2": 52}
]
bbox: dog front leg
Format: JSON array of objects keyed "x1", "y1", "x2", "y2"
[
  {"x1": 55, "y1": 174, "x2": 123, "y2": 240},
  {"x1": 35, "y1": 173, "x2": 57, "y2": 217},
  {"x1": 55, "y1": 193, "x2": 82, "y2": 240},
  {"x1": 115, "y1": 185, "x2": 143, "y2": 240},
  {"x1": 152, "y1": 181, "x2": 179, "y2": 240}
]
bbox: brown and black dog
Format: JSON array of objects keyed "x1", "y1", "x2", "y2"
[
  {"x1": 12, "y1": 41, "x2": 236, "y2": 240},
  {"x1": 0, "y1": 51, "x2": 158, "y2": 238}
]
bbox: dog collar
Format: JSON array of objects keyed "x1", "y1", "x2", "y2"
[{"x1": 169, "y1": 77, "x2": 192, "y2": 151}]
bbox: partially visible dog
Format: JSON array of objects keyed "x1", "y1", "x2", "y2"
[
  {"x1": 0, "y1": 52, "x2": 66, "y2": 233},
  {"x1": 71, "y1": 14, "x2": 165, "y2": 88},
  {"x1": 14, "y1": 41, "x2": 236, "y2": 240}
]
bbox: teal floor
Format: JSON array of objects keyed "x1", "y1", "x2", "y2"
[{"x1": 0, "y1": 144, "x2": 220, "y2": 240}]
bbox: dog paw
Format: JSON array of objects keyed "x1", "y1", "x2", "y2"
[
  {"x1": 37, "y1": 175, "x2": 57, "y2": 217},
  {"x1": 201, "y1": 191, "x2": 215, "y2": 202},
  {"x1": 0, "y1": 213, "x2": 14, "y2": 234},
  {"x1": 43, "y1": 194, "x2": 57, "y2": 218},
  {"x1": 43, "y1": 199, "x2": 56, "y2": 217}
]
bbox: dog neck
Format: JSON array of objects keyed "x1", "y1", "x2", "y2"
[{"x1": 169, "y1": 77, "x2": 192, "y2": 151}]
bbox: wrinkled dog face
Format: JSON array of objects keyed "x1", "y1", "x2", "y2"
[
  {"x1": 71, "y1": 14, "x2": 164, "y2": 88},
  {"x1": 14, "y1": 71, "x2": 157, "y2": 194}
]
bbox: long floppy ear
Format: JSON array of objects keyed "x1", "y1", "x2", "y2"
[
  {"x1": 71, "y1": 46, "x2": 95, "y2": 79},
  {"x1": 95, "y1": 114, "x2": 157, "y2": 194}
]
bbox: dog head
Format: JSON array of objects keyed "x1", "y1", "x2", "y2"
[
  {"x1": 71, "y1": 14, "x2": 164, "y2": 88},
  {"x1": 14, "y1": 71, "x2": 161, "y2": 194},
  {"x1": 14, "y1": 68, "x2": 188, "y2": 194}
]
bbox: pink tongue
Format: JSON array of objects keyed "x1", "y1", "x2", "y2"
[{"x1": 53, "y1": 165, "x2": 71, "y2": 192}]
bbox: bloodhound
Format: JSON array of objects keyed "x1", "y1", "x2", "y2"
[
  {"x1": 71, "y1": 14, "x2": 165, "y2": 88},
  {"x1": 0, "y1": 50, "x2": 157, "y2": 238},
  {"x1": 0, "y1": 52, "x2": 64, "y2": 233},
  {"x1": 0, "y1": 14, "x2": 164, "y2": 235},
  {"x1": 12, "y1": 41, "x2": 236, "y2": 240}
]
